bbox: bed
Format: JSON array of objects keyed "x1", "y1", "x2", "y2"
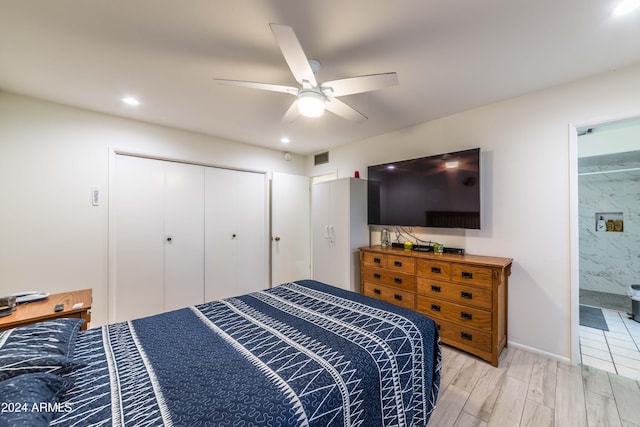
[{"x1": 0, "y1": 280, "x2": 441, "y2": 426}]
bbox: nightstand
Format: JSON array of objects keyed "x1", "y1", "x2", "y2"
[{"x1": 0, "y1": 289, "x2": 92, "y2": 332}]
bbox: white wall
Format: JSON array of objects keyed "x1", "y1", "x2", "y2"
[
  {"x1": 0, "y1": 92, "x2": 306, "y2": 327},
  {"x1": 306, "y1": 62, "x2": 640, "y2": 361}
]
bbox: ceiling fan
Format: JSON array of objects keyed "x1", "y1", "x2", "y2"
[{"x1": 214, "y1": 23, "x2": 399, "y2": 122}]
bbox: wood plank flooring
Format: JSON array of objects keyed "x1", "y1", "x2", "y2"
[{"x1": 428, "y1": 345, "x2": 640, "y2": 426}]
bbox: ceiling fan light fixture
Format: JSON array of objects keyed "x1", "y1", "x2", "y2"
[{"x1": 297, "y1": 91, "x2": 325, "y2": 117}]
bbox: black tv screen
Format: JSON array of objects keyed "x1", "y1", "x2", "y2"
[{"x1": 367, "y1": 148, "x2": 480, "y2": 229}]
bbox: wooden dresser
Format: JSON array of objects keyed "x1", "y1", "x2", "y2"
[{"x1": 360, "y1": 246, "x2": 512, "y2": 366}]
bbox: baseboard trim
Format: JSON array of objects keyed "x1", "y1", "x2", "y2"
[{"x1": 507, "y1": 340, "x2": 573, "y2": 365}]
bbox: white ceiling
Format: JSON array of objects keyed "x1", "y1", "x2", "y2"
[{"x1": 1, "y1": 1, "x2": 640, "y2": 155}]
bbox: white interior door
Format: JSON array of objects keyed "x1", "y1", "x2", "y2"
[
  {"x1": 112, "y1": 155, "x2": 165, "y2": 322},
  {"x1": 271, "y1": 172, "x2": 311, "y2": 285},
  {"x1": 163, "y1": 162, "x2": 205, "y2": 311}
]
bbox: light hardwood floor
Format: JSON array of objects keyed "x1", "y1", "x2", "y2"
[{"x1": 428, "y1": 344, "x2": 640, "y2": 427}]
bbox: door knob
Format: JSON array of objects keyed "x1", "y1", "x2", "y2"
[
  {"x1": 274, "y1": 236, "x2": 281, "y2": 241},
  {"x1": 166, "y1": 237, "x2": 172, "y2": 242}
]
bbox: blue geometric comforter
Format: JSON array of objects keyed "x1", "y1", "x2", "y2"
[{"x1": 51, "y1": 280, "x2": 441, "y2": 426}]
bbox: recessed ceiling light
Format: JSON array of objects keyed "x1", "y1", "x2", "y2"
[
  {"x1": 121, "y1": 97, "x2": 140, "y2": 106},
  {"x1": 280, "y1": 137, "x2": 290, "y2": 144},
  {"x1": 614, "y1": 0, "x2": 640, "y2": 15}
]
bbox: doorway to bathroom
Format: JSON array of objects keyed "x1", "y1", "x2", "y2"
[{"x1": 575, "y1": 116, "x2": 640, "y2": 379}]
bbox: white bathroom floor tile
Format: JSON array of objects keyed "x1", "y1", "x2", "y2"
[
  {"x1": 606, "y1": 336, "x2": 638, "y2": 351},
  {"x1": 581, "y1": 355, "x2": 616, "y2": 374},
  {"x1": 579, "y1": 308, "x2": 640, "y2": 382},
  {"x1": 579, "y1": 329, "x2": 606, "y2": 341},
  {"x1": 580, "y1": 337, "x2": 610, "y2": 352},
  {"x1": 615, "y1": 365, "x2": 640, "y2": 381},
  {"x1": 581, "y1": 345, "x2": 613, "y2": 362},
  {"x1": 609, "y1": 344, "x2": 640, "y2": 360},
  {"x1": 605, "y1": 330, "x2": 636, "y2": 341},
  {"x1": 612, "y1": 353, "x2": 640, "y2": 370}
]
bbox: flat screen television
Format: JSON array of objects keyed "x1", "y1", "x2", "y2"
[{"x1": 367, "y1": 148, "x2": 480, "y2": 229}]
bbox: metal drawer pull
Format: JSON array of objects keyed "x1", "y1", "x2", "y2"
[
  {"x1": 461, "y1": 271, "x2": 473, "y2": 279},
  {"x1": 373, "y1": 257, "x2": 381, "y2": 263},
  {"x1": 431, "y1": 304, "x2": 441, "y2": 312},
  {"x1": 461, "y1": 312, "x2": 473, "y2": 320},
  {"x1": 394, "y1": 261, "x2": 402, "y2": 267},
  {"x1": 394, "y1": 294, "x2": 403, "y2": 301},
  {"x1": 461, "y1": 332, "x2": 473, "y2": 341},
  {"x1": 374, "y1": 273, "x2": 381, "y2": 279},
  {"x1": 431, "y1": 285, "x2": 441, "y2": 292},
  {"x1": 394, "y1": 277, "x2": 403, "y2": 284},
  {"x1": 461, "y1": 291, "x2": 473, "y2": 299},
  {"x1": 431, "y1": 267, "x2": 441, "y2": 273},
  {"x1": 374, "y1": 288, "x2": 381, "y2": 295}
]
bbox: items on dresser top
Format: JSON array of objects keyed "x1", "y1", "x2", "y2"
[
  {"x1": 0, "y1": 296, "x2": 17, "y2": 318},
  {"x1": 0, "y1": 289, "x2": 92, "y2": 332},
  {"x1": 360, "y1": 245, "x2": 512, "y2": 366}
]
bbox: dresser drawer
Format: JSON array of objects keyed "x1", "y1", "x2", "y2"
[
  {"x1": 363, "y1": 282, "x2": 415, "y2": 309},
  {"x1": 416, "y1": 296, "x2": 492, "y2": 332},
  {"x1": 362, "y1": 268, "x2": 415, "y2": 292},
  {"x1": 363, "y1": 252, "x2": 388, "y2": 268},
  {"x1": 385, "y1": 255, "x2": 415, "y2": 273},
  {"x1": 434, "y1": 318, "x2": 492, "y2": 353},
  {"x1": 417, "y1": 278, "x2": 492, "y2": 310},
  {"x1": 450, "y1": 263, "x2": 493, "y2": 288},
  {"x1": 416, "y1": 260, "x2": 451, "y2": 280}
]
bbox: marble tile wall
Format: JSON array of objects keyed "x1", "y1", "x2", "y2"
[{"x1": 579, "y1": 156, "x2": 640, "y2": 295}]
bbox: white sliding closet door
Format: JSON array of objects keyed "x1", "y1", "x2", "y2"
[
  {"x1": 163, "y1": 162, "x2": 204, "y2": 311},
  {"x1": 112, "y1": 155, "x2": 204, "y2": 322},
  {"x1": 113, "y1": 155, "x2": 165, "y2": 322},
  {"x1": 204, "y1": 168, "x2": 267, "y2": 301}
]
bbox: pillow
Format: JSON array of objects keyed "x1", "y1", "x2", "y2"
[
  {"x1": 0, "y1": 373, "x2": 72, "y2": 427},
  {"x1": 0, "y1": 352, "x2": 84, "y2": 382},
  {"x1": 0, "y1": 318, "x2": 86, "y2": 381},
  {"x1": 0, "y1": 318, "x2": 85, "y2": 357}
]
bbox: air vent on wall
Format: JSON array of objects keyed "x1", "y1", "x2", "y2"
[{"x1": 314, "y1": 151, "x2": 329, "y2": 165}]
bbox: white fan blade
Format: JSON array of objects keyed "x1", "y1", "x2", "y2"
[
  {"x1": 323, "y1": 72, "x2": 398, "y2": 97},
  {"x1": 325, "y1": 98, "x2": 367, "y2": 122},
  {"x1": 269, "y1": 23, "x2": 318, "y2": 87},
  {"x1": 282, "y1": 100, "x2": 300, "y2": 123},
  {"x1": 214, "y1": 79, "x2": 298, "y2": 95}
]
